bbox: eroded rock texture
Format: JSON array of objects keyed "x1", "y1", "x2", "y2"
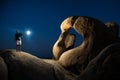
[
  {"x1": 0, "y1": 50, "x2": 76, "y2": 80},
  {"x1": 53, "y1": 16, "x2": 120, "y2": 77},
  {"x1": 0, "y1": 16, "x2": 120, "y2": 80}
]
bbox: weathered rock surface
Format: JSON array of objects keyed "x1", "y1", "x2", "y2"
[
  {"x1": 53, "y1": 32, "x2": 76, "y2": 60},
  {"x1": 54, "y1": 16, "x2": 120, "y2": 73},
  {"x1": 53, "y1": 16, "x2": 120, "y2": 78},
  {"x1": 77, "y1": 43, "x2": 120, "y2": 80},
  {"x1": 0, "y1": 50, "x2": 76, "y2": 80},
  {"x1": 105, "y1": 22, "x2": 119, "y2": 38}
]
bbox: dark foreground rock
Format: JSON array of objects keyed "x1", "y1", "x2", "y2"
[
  {"x1": 0, "y1": 50, "x2": 76, "y2": 80},
  {"x1": 1, "y1": 44, "x2": 120, "y2": 80}
]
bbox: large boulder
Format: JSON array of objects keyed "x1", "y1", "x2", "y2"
[
  {"x1": 105, "y1": 22, "x2": 119, "y2": 38},
  {"x1": 77, "y1": 43, "x2": 120, "y2": 80},
  {"x1": 0, "y1": 50, "x2": 76, "y2": 80}
]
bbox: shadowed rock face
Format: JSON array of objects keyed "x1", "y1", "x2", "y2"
[
  {"x1": 0, "y1": 57, "x2": 8, "y2": 80},
  {"x1": 53, "y1": 32, "x2": 76, "y2": 60},
  {"x1": 77, "y1": 43, "x2": 120, "y2": 80},
  {"x1": 105, "y1": 22, "x2": 119, "y2": 38},
  {"x1": 0, "y1": 16, "x2": 120, "y2": 80},
  {"x1": 0, "y1": 50, "x2": 76, "y2": 80},
  {"x1": 0, "y1": 50, "x2": 54, "y2": 80}
]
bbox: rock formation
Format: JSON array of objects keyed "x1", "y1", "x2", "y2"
[
  {"x1": 77, "y1": 43, "x2": 120, "y2": 80},
  {"x1": 105, "y1": 22, "x2": 119, "y2": 38},
  {"x1": 53, "y1": 16, "x2": 120, "y2": 74},
  {"x1": 53, "y1": 31, "x2": 76, "y2": 60},
  {"x1": 0, "y1": 16, "x2": 120, "y2": 80},
  {"x1": 0, "y1": 50, "x2": 76, "y2": 80}
]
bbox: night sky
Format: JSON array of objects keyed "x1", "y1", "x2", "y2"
[{"x1": 0, "y1": 0, "x2": 120, "y2": 58}]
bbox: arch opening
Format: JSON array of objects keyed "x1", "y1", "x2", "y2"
[{"x1": 69, "y1": 28, "x2": 84, "y2": 47}]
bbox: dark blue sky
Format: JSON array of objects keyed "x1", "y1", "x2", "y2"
[{"x1": 0, "y1": 0, "x2": 120, "y2": 58}]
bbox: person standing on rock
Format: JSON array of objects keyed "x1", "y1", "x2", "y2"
[{"x1": 15, "y1": 30, "x2": 22, "y2": 51}]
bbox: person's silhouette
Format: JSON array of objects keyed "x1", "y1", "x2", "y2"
[{"x1": 15, "y1": 30, "x2": 22, "y2": 51}]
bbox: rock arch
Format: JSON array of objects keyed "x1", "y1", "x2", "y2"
[{"x1": 53, "y1": 16, "x2": 120, "y2": 73}]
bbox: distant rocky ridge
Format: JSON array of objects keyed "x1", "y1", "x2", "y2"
[{"x1": 0, "y1": 16, "x2": 120, "y2": 80}]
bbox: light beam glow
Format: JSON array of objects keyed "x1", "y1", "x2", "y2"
[{"x1": 26, "y1": 30, "x2": 31, "y2": 35}]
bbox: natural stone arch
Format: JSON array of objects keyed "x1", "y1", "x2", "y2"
[{"x1": 53, "y1": 16, "x2": 119, "y2": 74}]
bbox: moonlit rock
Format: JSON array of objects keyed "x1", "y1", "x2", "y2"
[{"x1": 53, "y1": 16, "x2": 120, "y2": 76}]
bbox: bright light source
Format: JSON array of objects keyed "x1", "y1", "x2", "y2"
[{"x1": 26, "y1": 30, "x2": 31, "y2": 35}]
